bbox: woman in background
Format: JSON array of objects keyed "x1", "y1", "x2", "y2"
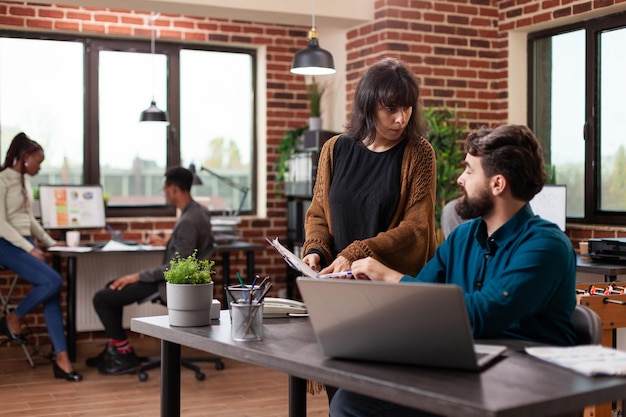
[{"x1": 0, "y1": 132, "x2": 82, "y2": 382}]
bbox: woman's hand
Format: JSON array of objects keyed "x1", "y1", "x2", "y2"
[
  {"x1": 319, "y1": 256, "x2": 351, "y2": 278},
  {"x1": 302, "y1": 253, "x2": 321, "y2": 272},
  {"x1": 29, "y1": 247, "x2": 46, "y2": 261},
  {"x1": 351, "y1": 257, "x2": 404, "y2": 282}
]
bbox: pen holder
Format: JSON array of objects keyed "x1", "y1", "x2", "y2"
[
  {"x1": 231, "y1": 301, "x2": 263, "y2": 341},
  {"x1": 226, "y1": 285, "x2": 261, "y2": 315}
]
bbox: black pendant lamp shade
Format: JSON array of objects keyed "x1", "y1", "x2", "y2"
[
  {"x1": 140, "y1": 100, "x2": 169, "y2": 123},
  {"x1": 291, "y1": 28, "x2": 336, "y2": 76}
]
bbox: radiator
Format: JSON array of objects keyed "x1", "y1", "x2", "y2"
[{"x1": 75, "y1": 252, "x2": 168, "y2": 332}]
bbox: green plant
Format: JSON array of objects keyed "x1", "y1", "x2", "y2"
[
  {"x1": 424, "y1": 106, "x2": 467, "y2": 231},
  {"x1": 307, "y1": 77, "x2": 323, "y2": 118},
  {"x1": 275, "y1": 125, "x2": 308, "y2": 183},
  {"x1": 164, "y1": 250, "x2": 215, "y2": 285}
]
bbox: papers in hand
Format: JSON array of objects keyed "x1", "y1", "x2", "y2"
[
  {"x1": 266, "y1": 237, "x2": 318, "y2": 278},
  {"x1": 526, "y1": 344, "x2": 626, "y2": 376}
]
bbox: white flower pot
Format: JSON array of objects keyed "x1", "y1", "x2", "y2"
[
  {"x1": 166, "y1": 282, "x2": 214, "y2": 327},
  {"x1": 308, "y1": 117, "x2": 322, "y2": 131}
]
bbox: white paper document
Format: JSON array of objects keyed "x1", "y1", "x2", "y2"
[
  {"x1": 526, "y1": 344, "x2": 626, "y2": 376},
  {"x1": 266, "y1": 237, "x2": 317, "y2": 278}
]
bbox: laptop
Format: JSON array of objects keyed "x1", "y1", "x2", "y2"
[{"x1": 296, "y1": 277, "x2": 507, "y2": 371}]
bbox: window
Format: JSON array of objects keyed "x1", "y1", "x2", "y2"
[
  {"x1": 0, "y1": 33, "x2": 257, "y2": 216},
  {"x1": 529, "y1": 12, "x2": 626, "y2": 225},
  {"x1": 0, "y1": 36, "x2": 84, "y2": 188}
]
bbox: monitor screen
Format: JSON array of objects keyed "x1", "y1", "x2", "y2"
[
  {"x1": 39, "y1": 184, "x2": 106, "y2": 230},
  {"x1": 529, "y1": 184, "x2": 567, "y2": 232}
]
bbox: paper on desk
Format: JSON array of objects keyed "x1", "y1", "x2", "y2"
[
  {"x1": 48, "y1": 246, "x2": 92, "y2": 253},
  {"x1": 266, "y1": 237, "x2": 317, "y2": 278},
  {"x1": 526, "y1": 345, "x2": 626, "y2": 376}
]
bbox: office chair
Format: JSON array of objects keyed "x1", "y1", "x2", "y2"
[
  {"x1": 135, "y1": 291, "x2": 225, "y2": 382},
  {"x1": 572, "y1": 304, "x2": 603, "y2": 345},
  {"x1": 0, "y1": 266, "x2": 35, "y2": 367}
]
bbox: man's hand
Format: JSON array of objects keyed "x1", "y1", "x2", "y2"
[
  {"x1": 108, "y1": 273, "x2": 140, "y2": 291},
  {"x1": 351, "y1": 257, "x2": 404, "y2": 282},
  {"x1": 319, "y1": 256, "x2": 351, "y2": 278}
]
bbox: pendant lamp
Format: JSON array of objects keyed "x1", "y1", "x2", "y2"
[
  {"x1": 140, "y1": 12, "x2": 169, "y2": 123},
  {"x1": 290, "y1": 0, "x2": 336, "y2": 76}
]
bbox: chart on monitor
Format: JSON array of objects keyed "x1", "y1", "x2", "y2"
[{"x1": 38, "y1": 184, "x2": 106, "y2": 230}]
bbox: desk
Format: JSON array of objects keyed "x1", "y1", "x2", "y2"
[
  {"x1": 51, "y1": 241, "x2": 264, "y2": 362},
  {"x1": 132, "y1": 312, "x2": 626, "y2": 417},
  {"x1": 577, "y1": 255, "x2": 626, "y2": 282}
]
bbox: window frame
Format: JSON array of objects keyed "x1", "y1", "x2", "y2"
[
  {"x1": 527, "y1": 11, "x2": 626, "y2": 226},
  {"x1": 0, "y1": 30, "x2": 258, "y2": 218}
]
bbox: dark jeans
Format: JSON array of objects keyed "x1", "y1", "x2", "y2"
[
  {"x1": 0, "y1": 237, "x2": 66, "y2": 353},
  {"x1": 92, "y1": 281, "x2": 159, "y2": 340}
]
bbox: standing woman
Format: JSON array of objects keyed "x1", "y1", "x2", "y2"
[
  {"x1": 0, "y1": 132, "x2": 82, "y2": 382},
  {"x1": 303, "y1": 57, "x2": 437, "y2": 278}
]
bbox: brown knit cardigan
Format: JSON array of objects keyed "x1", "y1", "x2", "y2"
[{"x1": 303, "y1": 134, "x2": 437, "y2": 276}]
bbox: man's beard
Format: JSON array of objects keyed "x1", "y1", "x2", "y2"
[{"x1": 455, "y1": 186, "x2": 494, "y2": 220}]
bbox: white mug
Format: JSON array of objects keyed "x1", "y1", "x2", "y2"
[{"x1": 66, "y1": 231, "x2": 81, "y2": 247}]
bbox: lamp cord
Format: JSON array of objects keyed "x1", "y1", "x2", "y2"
[
  {"x1": 311, "y1": 0, "x2": 316, "y2": 28},
  {"x1": 150, "y1": 12, "x2": 156, "y2": 101}
]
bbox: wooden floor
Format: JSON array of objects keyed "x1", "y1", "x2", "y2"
[{"x1": 0, "y1": 336, "x2": 330, "y2": 417}]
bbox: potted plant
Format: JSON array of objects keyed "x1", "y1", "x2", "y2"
[
  {"x1": 307, "y1": 77, "x2": 323, "y2": 131},
  {"x1": 424, "y1": 106, "x2": 467, "y2": 244},
  {"x1": 164, "y1": 250, "x2": 216, "y2": 327},
  {"x1": 275, "y1": 125, "x2": 308, "y2": 185}
]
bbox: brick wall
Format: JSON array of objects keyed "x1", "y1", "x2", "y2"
[{"x1": 1, "y1": 0, "x2": 625, "y2": 348}]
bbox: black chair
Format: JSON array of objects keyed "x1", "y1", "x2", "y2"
[
  {"x1": 0, "y1": 266, "x2": 35, "y2": 367},
  {"x1": 135, "y1": 292, "x2": 224, "y2": 382},
  {"x1": 572, "y1": 304, "x2": 602, "y2": 345}
]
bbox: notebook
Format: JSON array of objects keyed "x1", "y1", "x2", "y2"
[{"x1": 296, "y1": 277, "x2": 507, "y2": 371}]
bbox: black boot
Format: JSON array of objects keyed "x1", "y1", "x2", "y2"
[
  {"x1": 98, "y1": 344, "x2": 140, "y2": 375},
  {"x1": 85, "y1": 343, "x2": 109, "y2": 368}
]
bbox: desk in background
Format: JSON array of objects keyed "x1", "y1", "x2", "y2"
[
  {"x1": 51, "y1": 241, "x2": 265, "y2": 363},
  {"x1": 132, "y1": 312, "x2": 626, "y2": 417},
  {"x1": 576, "y1": 255, "x2": 626, "y2": 282}
]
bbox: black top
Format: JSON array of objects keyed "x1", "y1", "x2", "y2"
[{"x1": 328, "y1": 136, "x2": 406, "y2": 257}]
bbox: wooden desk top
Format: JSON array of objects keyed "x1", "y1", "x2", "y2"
[{"x1": 132, "y1": 312, "x2": 626, "y2": 417}]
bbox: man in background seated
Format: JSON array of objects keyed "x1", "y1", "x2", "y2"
[
  {"x1": 87, "y1": 166, "x2": 214, "y2": 375},
  {"x1": 332, "y1": 125, "x2": 577, "y2": 417}
]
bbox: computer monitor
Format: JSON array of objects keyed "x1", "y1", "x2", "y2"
[
  {"x1": 39, "y1": 184, "x2": 106, "y2": 230},
  {"x1": 529, "y1": 184, "x2": 567, "y2": 232}
]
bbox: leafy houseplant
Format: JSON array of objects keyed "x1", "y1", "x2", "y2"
[
  {"x1": 275, "y1": 125, "x2": 308, "y2": 184},
  {"x1": 307, "y1": 78, "x2": 323, "y2": 131},
  {"x1": 164, "y1": 250, "x2": 216, "y2": 327},
  {"x1": 424, "y1": 106, "x2": 467, "y2": 242},
  {"x1": 307, "y1": 77, "x2": 323, "y2": 118}
]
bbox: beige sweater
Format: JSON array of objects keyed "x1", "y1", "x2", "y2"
[
  {"x1": 0, "y1": 168, "x2": 56, "y2": 252},
  {"x1": 303, "y1": 135, "x2": 437, "y2": 276}
]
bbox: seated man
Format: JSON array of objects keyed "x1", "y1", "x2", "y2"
[
  {"x1": 333, "y1": 125, "x2": 577, "y2": 417},
  {"x1": 88, "y1": 166, "x2": 215, "y2": 375}
]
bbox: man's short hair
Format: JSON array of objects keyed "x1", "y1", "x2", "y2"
[
  {"x1": 465, "y1": 125, "x2": 547, "y2": 202},
  {"x1": 164, "y1": 166, "x2": 193, "y2": 192}
]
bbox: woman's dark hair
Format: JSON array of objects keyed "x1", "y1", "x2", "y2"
[
  {"x1": 164, "y1": 166, "x2": 193, "y2": 192},
  {"x1": 1, "y1": 132, "x2": 44, "y2": 210},
  {"x1": 345, "y1": 57, "x2": 424, "y2": 145},
  {"x1": 465, "y1": 125, "x2": 547, "y2": 202},
  {"x1": 1, "y1": 132, "x2": 43, "y2": 172}
]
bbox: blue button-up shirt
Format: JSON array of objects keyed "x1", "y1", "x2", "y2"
[{"x1": 401, "y1": 204, "x2": 576, "y2": 346}]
